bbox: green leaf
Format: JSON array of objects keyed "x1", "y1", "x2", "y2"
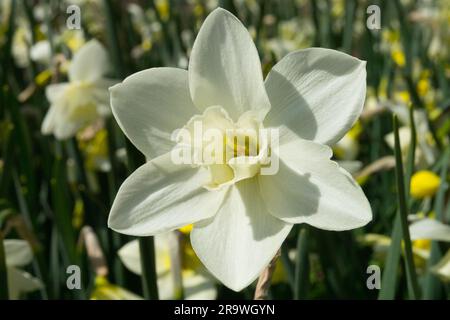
[
  {"x1": 139, "y1": 237, "x2": 159, "y2": 300},
  {"x1": 51, "y1": 149, "x2": 77, "y2": 264},
  {"x1": 379, "y1": 106, "x2": 417, "y2": 300},
  {"x1": 378, "y1": 214, "x2": 402, "y2": 300},
  {"x1": 393, "y1": 115, "x2": 421, "y2": 299}
]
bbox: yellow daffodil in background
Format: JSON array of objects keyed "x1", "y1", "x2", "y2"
[
  {"x1": 391, "y1": 48, "x2": 406, "y2": 68},
  {"x1": 333, "y1": 122, "x2": 362, "y2": 175},
  {"x1": 61, "y1": 29, "x2": 86, "y2": 53},
  {"x1": 118, "y1": 233, "x2": 217, "y2": 300},
  {"x1": 4, "y1": 240, "x2": 42, "y2": 299},
  {"x1": 381, "y1": 29, "x2": 406, "y2": 68},
  {"x1": 41, "y1": 39, "x2": 118, "y2": 139},
  {"x1": 410, "y1": 170, "x2": 440, "y2": 199},
  {"x1": 90, "y1": 276, "x2": 143, "y2": 300},
  {"x1": 155, "y1": 0, "x2": 170, "y2": 21},
  {"x1": 77, "y1": 128, "x2": 111, "y2": 172},
  {"x1": 108, "y1": 8, "x2": 371, "y2": 291},
  {"x1": 361, "y1": 233, "x2": 431, "y2": 267}
]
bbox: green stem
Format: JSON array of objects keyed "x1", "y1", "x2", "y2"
[
  {"x1": 393, "y1": 115, "x2": 421, "y2": 300},
  {"x1": 67, "y1": 138, "x2": 89, "y2": 189},
  {"x1": 51, "y1": 149, "x2": 77, "y2": 265},
  {"x1": 103, "y1": 0, "x2": 126, "y2": 78},
  {"x1": 378, "y1": 214, "x2": 402, "y2": 300},
  {"x1": 0, "y1": 0, "x2": 15, "y2": 86},
  {"x1": 139, "y1": 237, "x2": 159, "y2": 300},
  {"x1": 280, "y1": 244, "x2": 295, "y2": 289},
  {"x1": 404, "y1": 105, "x2": 416, "y2": 194},
  {"x1": 294, "y1": 227, "x2": 309, "y2": 299}
]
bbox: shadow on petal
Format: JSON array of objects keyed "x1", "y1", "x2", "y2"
[{"x1": 264, "y1": 70, "x2": 318, "y2": 141}]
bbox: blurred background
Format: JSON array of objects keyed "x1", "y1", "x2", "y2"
[{"x1": 0, "y1": 0, "x2": 449, "y2": 300}]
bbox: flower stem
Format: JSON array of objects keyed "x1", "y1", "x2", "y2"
[
  {"x1": 393, "y1": 115, "x2": 421, "y2": 300},
  {"x1": 294, "y1": 227, "x2": 309, "y2": 300},
  {"x1": 404, "y1": 105, "x2": 416, "y2": 196},
  {"x1": 103, "y1": 0, "x2": 126, "y2": 78},
  {"x1": 254, "y1": 250, "x2": 280, "y2": 300},
  {"x1": 379, "y1": 105, "x2": 417, "y2": 300},
  {"x1": 139, "y1": 237, "x2": 159, "y2": 300},
  {"x1": 378, "y1": 214, "x2": 402, "y2": 299}
]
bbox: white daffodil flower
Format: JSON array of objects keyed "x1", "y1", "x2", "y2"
[
  {"x1": 432, "y1": 250, "x2": 450, "y2": 281},
  {"x1": 409, "y1": 218, "x2": 450, "y2": 280},
  {"x1": 4, "y1": 239, "x2": 43, "y2": 299},
  {"x1": 41, "y1": 39, "x2": 117, "y2": 140},
  {"x1": 384, "y1": 104, "x2": 437, "y2": 167},
  {"x1": 118, "y1": 234, "x2": 217, "y2": 300},
  {"x1": 410, "y1": 218, "x2": 450, "y2": 242},
  {"x1": 108, "y1": 8, "x2": 371, "y2": 291},
  {"x1": 30, "y1": 40, "x2": 51, "y2": 65}
]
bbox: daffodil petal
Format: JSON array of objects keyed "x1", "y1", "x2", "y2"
[
  {"x1": 118, "y1": 240, "x2": 142, "y2": 275},
  {"x1": 41, "y1": 105, "x2": 58, "y2": 136},
  {"x1": 410, "y1": 219, "x2": 450, "y2": 242},
  {"x1": 45, "y1": 83, "x2": 69, "y2": 103},
  {"x1": 69, "y1": 39, "x2": 111, "y2": 82},
  {"x1": 191, "y1": 178, "x2": 293, "y2": 291},
  {"x1": 384, "y1": 126, "x2": 411, "y2": 151},
  {"x1": 30, "y1": 40, "x2": 51, "y2": 63},
  {"x1": 4, "y1": 239, "x2": 33, "y2": 267},
  {"x1": 45, "y1": 105, "x2": 85, "y2": 139},
  {"x1": 108, "y1": 152, "x2": 227, "y2": 236},
  {"x1": 264, "y1": 48, "x2": 366, "y2": 146},
  {"x1": 118, "y1": 235, "x2": 172, "y2": 277},
  {"x1": 259, "y1": 138, "x2": 372, "y2": 230},
  {"x1": 431, "y1": 249, "x2": 450, "y2": 281},
  {"x1": 110, "y1": 67, "x2": 199, "y2": 159},
  {"x1": 7, "y1": 267, "x2": 43, "y2": 300},
  {"x1": 188, "y1": 8, "x2": 270, "y2": 122}
]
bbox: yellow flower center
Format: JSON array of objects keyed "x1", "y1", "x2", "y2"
[
  {"x1": 410, "y1": 170, "x2": 440, "y2": 199},
  {"x1": 174, "y1": 106, "x2": 274, "y2": 190}
]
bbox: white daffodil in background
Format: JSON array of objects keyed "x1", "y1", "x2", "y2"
[
  {"x1": 41, "y1": 39, "x2": 117, "y2": 140},
  {"x1": 409, "y1": 218, "x2": 450, "y2": 281},
  {"x1": 384, "y1": 104, "x2": 437, "y2": 168},
  {"x1": 108, "y1": 8, "x2": 372, "y2": 291},
  {"x1": 118, "y1": 233, "x2": 217, "y2": 299},
  {"x1": 30, "y1": 40, "x2": 51, "y2": 65},
  {"x1": 4, "y1": 239, "x2": 42, "y2": 299}
]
